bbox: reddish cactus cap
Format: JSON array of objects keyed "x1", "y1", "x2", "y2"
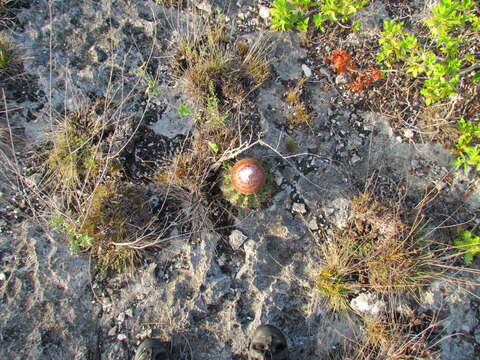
[{"x1": 230, "y1": 158, "x2": 266, "y2": 195}]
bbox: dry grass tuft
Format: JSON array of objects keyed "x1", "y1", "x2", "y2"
[
  {"x1": 48, "y1": 181, "x2": 182, "y2": 273},
  {"x1": 0, "y1": 0, "x2": 18, "y2": 29},
  {"x1": 315, "y1": 192, "x2": 434, "y2": 312},
  {"x1": 172, "y1": 16, "x2": 271, "y2": 112},
  {"x1": 315, "y1": 238, "x2": 358, "y2": 312},
  {"x1": 0, "y1": 35, "x2": 21, "y2": 80},
  {"x1": 32, "y1": 100, "x2": 179, "y2": 273},
  {"x1": 154, "y1": 116, "x2": 239, "y2": 234},
  {"x1": 78, "y1": 183, "x2": 167, "y2": 273},
  {"x1": 0, "y1": 123, "x2": 7, "y2": 152},
  {"x1": 43, "y1": 101, "x2": 112, "y2": 201},
  {"x1": 416, "y1": 103, "x2": 461, "y2": 145},
  {"x1": 352, "y1": 312, "x2": 440, "y2": 360}
]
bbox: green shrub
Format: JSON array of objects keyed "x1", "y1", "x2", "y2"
[
  {"x1": 452, "y1": 118, "x2": 480, "y2": 172},
  {"x1": 454, "y1": 228, "x2": 480, "y2": 264},
  {"x1": 48, "y1": 213, "x2": 92, "y2": 253},
  {"x1": 377, "y1": 0, "x2": 479, "y2": 105},
  {"x1": 270, "y1": 0, "x2": 367, "y2": 32}
]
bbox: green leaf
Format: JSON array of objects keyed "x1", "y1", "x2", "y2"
[
  {"x1": 455, "y1": 228, "x2": 480, "y2": 264},
  {"x1": 207, "y1": 141, "x2": 220, "y2": 153},
  {"x1": 296, "y1": 17, "x2": 310, "y2": 32},
  {"x1": 177, "y1": 104, "x2": 192, "y2": 116},
  {"x1": 472, "y1": 71, "x2": 480, "y2": 83},
  {"x1": 313, "y1": 13, "x2": 326, "y2": 31}
]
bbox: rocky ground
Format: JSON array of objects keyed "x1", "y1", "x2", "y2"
[{"x1": 0, "y1": 1, "x2": 479, "y2": 359}]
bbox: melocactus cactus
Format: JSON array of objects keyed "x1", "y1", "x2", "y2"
[{"x1": 221, "y1": 158, "x2": 271, "y2": 208}]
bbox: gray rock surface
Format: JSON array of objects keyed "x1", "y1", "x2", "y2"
[{"x1": 0, "y1": 1, "x2": 479, "y2": 360}]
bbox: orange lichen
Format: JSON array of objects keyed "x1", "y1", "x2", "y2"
[
  {"x1": 327, "y1": 50, "x2": 382, "y2": 93},
  {"x1": 326, "y1": 49, "x2": 357, "y2": 74},
  {"x1": 347, "y1": 66, "x2": 383, "y2": 92}
]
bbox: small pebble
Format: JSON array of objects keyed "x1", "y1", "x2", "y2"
[
  {"x1": 350, "y1": 154, "x2": 361, "y2": 165},
  {"x1": 292, "y1": 203, "x2": 307, "y2": 214},
  {"x1": 117, "y1": 334, "x2": 128, "y2": 341},
  {"x1": 302, "y1": 64, "x2": 312, "y2": 78},
  {"x1": 108, "y1": 326, "x2": 117, "y2": 337},
  {"x1": 308, "y1": 218, "x2": 319, "y2": 231},
  {"x1": 229, "y1": 230, "x2": 247, "y2": 251},
  {"x1": 136, "y1": 329, "x2": 152, "y2": 340},
  {"x1": 258, "y1": 6, "x2": 270, "y2": 19},
  {"x1": 404, "y1": 129, "x2": 414, "y2": 138}
]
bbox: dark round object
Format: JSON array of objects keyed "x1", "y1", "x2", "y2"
[
  {"x1": 230, "y1": 158, "x2": 266, "y2": 195},
  {"x1": 248, "y1": 324, "x2": 289, "y2": 360}
]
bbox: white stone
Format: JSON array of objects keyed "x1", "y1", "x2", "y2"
[
  {"x1": 308, "y1": 218, "x2": 319, "y2": 231},
  {"x1": 292, "y1": 202, "x2": 307, "y2": 214},
  {"x1": 350, "y1": 293, "x2": 385, "y2": 315},
  {"x1": 404, "y1": 128, "x2": 414, "y2": 138},
  {"x1": 195, "y1": 0, "x2": 212, "y2": 14},
  {"x1": 107, "y1": 326, "x2": 117, "y2": 337},
  {"x1": 350, "y1": 154, "x2": 361, "y2": 165},
  {"x1": 302, "y1": 64, "x2": 312, "y2": 78},
  {"x1": 229, "y1": 230, "x2": 247, "y2": 250},
  {"x1": 0, "y1": 272, "x2": 6, "y2": 281},
  {"x1": 259, "y1": 6, "x2": 270, "y2": 19},
  {"x1": 149, "y1": 105, "x2": 194, "y2": 139},
  {"x1": 117, "y1": 334, "x2": 128, "y2": 341},
  {"x1": 335, "y1": 73, "x2": 349, "y2": 85}
]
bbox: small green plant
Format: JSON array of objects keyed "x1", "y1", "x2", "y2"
[
  {"x1": 49, "y1": 213, "x2": 92, "y2": 253},
  {"x1": 452, "y1": 118, "x2": 480, "y2": 172},
  {"x1": 207, "y1": 141, "x2": 220, "y2": 153},
  {"x1": 312, "y1": 0, "x2": 366, "y2": 32},
  {"x1": 270, "y1": 0, "x2": 367, "y2": 32},
  {"x1": 204, "y1": 81, "x2": 227, "y2": 126},
  {"x1": 138, "y1": 61, "x2": 159, "y2": 96},
  {"x1": 454, "y1": 228, "x2": 480, "y2": 264},
  {"x1": 270, "y1": 0, "x2": 313, "y2": 32},
  {"x1": 177, "y1": 104, "x2": 192, "y2": 116},
  {"x1": 376, "y1": 20, "x2": 418, "y2": 68}
]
